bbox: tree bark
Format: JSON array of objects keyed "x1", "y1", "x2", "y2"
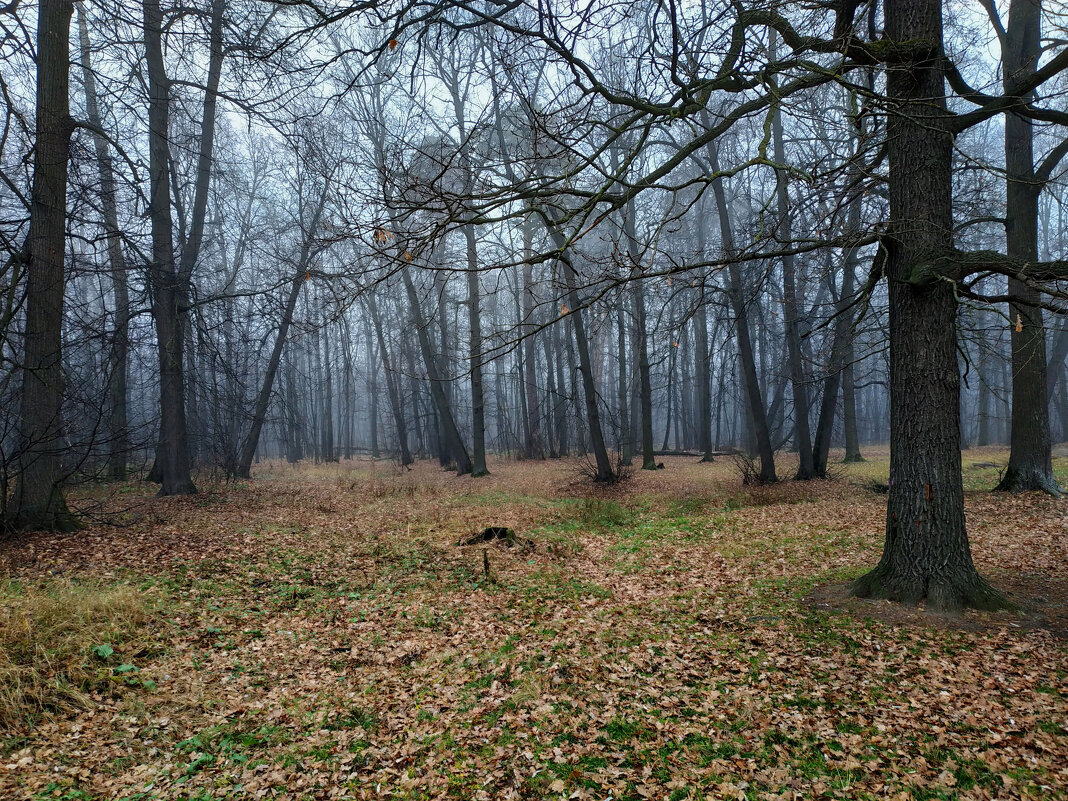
[
  {"x1": 851, "y1": 0, "x2": 1008, "y2": 612},
  {"x1": 143, "y1": 0, "x2": 195, "y2": 495},
  {"x1": 996, "y1": 0, "x2": 1061, "y2": 496},
  {"x1": 366, "y1": 294, "x2": 413, "y2": 466},
  {"x1": 77, "y1": 3, "x2": 129, "y2": 482},
  {"x1": 521, "y1": 214, "x2": 544, "y2": 459},
  {"x1": 813, "y1": 243, "x2": 858, "y2": 476},
  {"x1": 464, "y1": 224, "x2": 489, "y2": 476},
  {"x1": 10, "y1": 0, "x2": 79, "y2": 532},
  {"x1": 616, "y1": 289, "x2": 632, "y2": 465},
  {"x1": 707, "y1": 140, "x2": 777, "y2": 483},
  {"x1": 623, "y1": 205, "x2": 657, "y2": 471},
  {"x1": 401, "y1": 264, "x2": 473, "y2": 475}
]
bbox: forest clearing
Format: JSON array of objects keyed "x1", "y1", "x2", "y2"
[
  {"x1": 2, "y1": 452, "x2": 1067, "y2": 801},
  {"x1": 4, "y1": 0, "x2": 1068, "y2": 798}
]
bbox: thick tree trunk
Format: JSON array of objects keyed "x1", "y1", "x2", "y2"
[
  {"x1": 10, "y1": 0, "x2": 79, "y2": 532},
  {"x1": 996, "y1": 0, "x2": 1061, "y2": 496},
  {"x1": 852, "y1": 0, "x2": 1007, "y2": 612},
  {"x1": 143, "y1": 0, "x2": 195, "y2": 496},
  {"x1": 77, "y1": 4, "x2": 129, "y2": 482}
]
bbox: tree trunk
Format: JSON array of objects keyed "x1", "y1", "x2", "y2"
[
  {"x1": 707, "y1": 140, "x2": 777, "y2": 483},
  {"x1": 342, "y1": 314, "x2": 356, "y2": 460},
  {"x1": 996, "y1": 0, "x2": 1061, "y2": 495},
  {"x1": 1045, "y1": 318, "x2": 1068, "y2": 405},
  {"x1": 560, "y1": 260, "x2": 615, "y2": 482},
  {"x1": 813, "y1": 242, "x2": 859, "y2": 476},
  {"x1": 852, "y1": 0, "x2": 1007, "y2": 612},
  {"x1": 321, "y1": 322, "x2": 336, "y2": 462},
  {"x1": 770, "y1": 42, "x2": 814, "y2": 479},
  {"x1": 544, "y1": 325, "x2": 564, "y2": 458},
  {"x1": 521, "y1": 215, "x2": 544, "y2": 459},
  {"x1": 464, "y1": 224, "x2": 489, "y2": 476},
  {"x1": 976, "y1": 317, "x2": 992, "y2": 446},
  {"x1": 284, "y1": 357, "x2": 302, "y2": 463},
  {"x1": 616, "y1": 290, "x2": 632, "y2": 465},
  {"x1": 235, "y1": 190, "x2": 326, "y2": 478},
  {"x1": 367, "y1": 294, "x2": 413, "y2": 466},
  {"x1": 694, "y1": 283, "x2": 714, "y2": 462},
  {"x1": 401, "y1": 264, "x2": 472, "y2": 475},
  {"x1": 143, "y1": 0, "x2": 195, "y2": 495},
  {"x1": 77, "y1": 3, "x2": 129, "y2": 482},
  {"x1": 10, "y1": 0, "x2": 79, "y2": 532},
  {"x1": 1059, "y1": 365, "x2": 1068, "y2": 444},
  {"x1": 841, "y1": 349, "x2": 863, "y2": 461},
  {"x1": 662, "y1": 338, "x2": 676, "y2": 452},
  {"x1": 623, "y1": 203, "x2": 657, "y2": 471}
]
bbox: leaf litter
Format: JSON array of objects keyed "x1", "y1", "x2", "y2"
[{"x1": 1, "y1": 451, "x2": 1065, "y2": 800}]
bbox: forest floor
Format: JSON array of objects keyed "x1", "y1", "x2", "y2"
[{"x1": 2, "y1": 448, "x2": 1067, "y2": 801}]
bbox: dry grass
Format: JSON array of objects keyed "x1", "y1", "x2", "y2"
[{"x1": 0, "y1": 578, "x2": 153, "y2": 731}]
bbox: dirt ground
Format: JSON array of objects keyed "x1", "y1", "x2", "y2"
[{"x1": 2, "y1": 448, "x2": 1066, "y2": 800}]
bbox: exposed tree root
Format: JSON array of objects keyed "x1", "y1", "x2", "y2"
[
  {"x1": 9, "y1": 506, "x2": 81, "y2": 534},
  {"x1": 851, "y1": 562, "x2": 1014, "y2": 614},
  {"x1": 994, "y1": 467, "x2": 1064, "y2": 498}
]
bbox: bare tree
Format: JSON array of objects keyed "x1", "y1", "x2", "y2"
[{"x1": 8, "y1": 0, "x2": 79, "y2": 531}]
